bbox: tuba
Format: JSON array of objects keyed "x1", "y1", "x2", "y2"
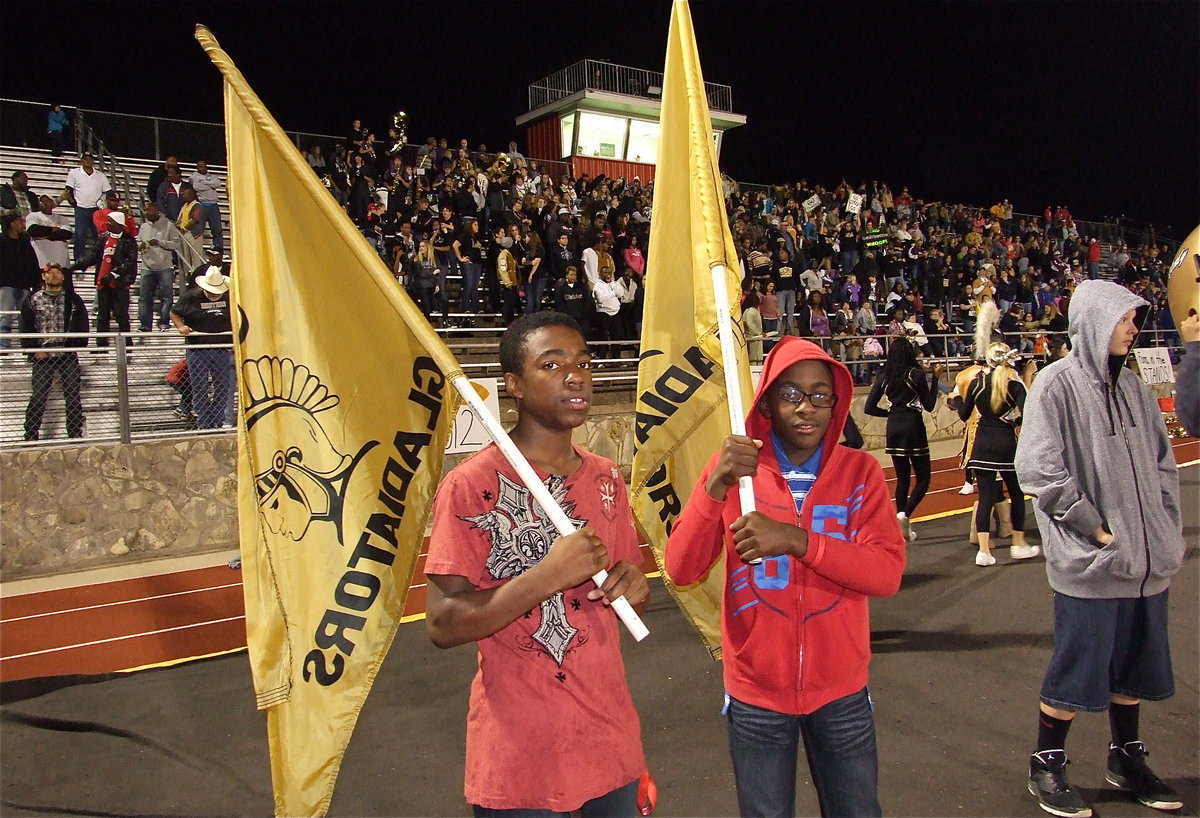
[
  {"x1": 493, "y1": 153, "x2": 512, "y2": 174},
  {"x1": 1166, "y1": 224, "x2": 1199, "y2": 327}
]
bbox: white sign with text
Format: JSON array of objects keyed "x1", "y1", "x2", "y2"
[
  {"x1": 1133, "y1": 348, "x2": 1175, "y2": 385},
  {"x1": 446, "y1": 377, "x2": 502, "y2": 454},
  {"x1": 802, "y1": 194, "x2": 821, "y2": 213},
  {"x1": 846, "y1": 193, "x2": 864, "y2": 215}
]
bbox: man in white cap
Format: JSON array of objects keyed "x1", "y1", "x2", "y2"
[
  {"x1": 170, "y1": 266, "x2": 233, "y2": 429},
  {"x1": 70, "y1": 210, "x2": 136, "y2": 347}
]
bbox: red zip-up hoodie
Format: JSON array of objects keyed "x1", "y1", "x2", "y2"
[{"x1": 665, "y1": 337, "x2": 905, "y2": 715}]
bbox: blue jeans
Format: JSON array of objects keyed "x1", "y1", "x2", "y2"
[
  {"x1": 73, "y1": 206, "x2": 98, "y2": 264},
  {"x1": 459, "y1": 261, "x2": 482, "y2": 312},
  {"x1": 186, "y1": 347, "x2": 234, "y2": 429},
  {"x1": 0, "y1": 286, "x2": 29, "y2": 348},
  {"x1": 472, "y1": 779, "x2": 638, "y2": 818},
  {"x1": 777, "y1": 289, "x2": 797, "y2": 335},
  {"x1": 1040, "y1": 590, "x2": 1173, "y2": 713},
  {"x1": 525, "y1": 277, "x2": 549, "y2": 315},
  {"x1": 200, "y1": 202, "x2": 223, "y2": 252},
  {"x1": 139, "y1": 268, "x2": 175, "y2": 330},
  {"x1": 762, "y1": 317, "x2": 779, "y2": 353},
  {"x1": 727, "y1": 689, "x2": 881, "y2": 818}
]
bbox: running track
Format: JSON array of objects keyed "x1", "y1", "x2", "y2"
[{"x1": 3, "y1": 439, "x2": 1195, "y2": 683}]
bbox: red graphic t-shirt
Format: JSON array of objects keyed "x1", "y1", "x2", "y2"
[{"x1": 425, "y1": 444, "x2": 645, "y2": 811}]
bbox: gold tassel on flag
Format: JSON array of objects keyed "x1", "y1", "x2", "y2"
[
  {"x1": 195, "y1": 26, "x2": 462, "y2": 816},
  {"x1": 630, "y1": 0, "x2": 753, "y2": 657}
]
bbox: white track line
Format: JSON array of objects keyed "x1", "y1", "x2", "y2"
[
  {"x1": 0, "y1": 582, "x2": 243, "y2": 624},
  {"x1": 1, "y1": 615, "x2": 246, "y2": 662}
]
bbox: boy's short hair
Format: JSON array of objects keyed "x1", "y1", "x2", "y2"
[{"x1": 499, "y1": 311, "x2": 585, "y2": 375}]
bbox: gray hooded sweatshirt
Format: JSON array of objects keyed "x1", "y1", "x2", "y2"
[{"x1": 1015, "y1": 280, "x2": 1184, "y2": 599}]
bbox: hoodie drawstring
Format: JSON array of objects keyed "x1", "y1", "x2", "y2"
[
  {"x1": 1115, "y1": 384, "x2": 1138, "y2": 429},
  {"x1": 1103, "y1": 383, "x2": 1117, "y2": 436}
]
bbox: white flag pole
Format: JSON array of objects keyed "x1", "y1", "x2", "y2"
[
  {"x1": 710, "y1": 265, "x2": 756, "y2": 516},
  {"x1": 449, "y1": 375, "x2": 650, "y2": 642},
  {"x1": 710, "y1": 265, "x2": 760, "y2": 563}
]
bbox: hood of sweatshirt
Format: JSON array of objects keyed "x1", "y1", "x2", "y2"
[
  {"x1": 1066, "y1": 280, "x2": 1148, "y2": 383},
  {"x1": 746, "y1": 336, "x2": 853, "y2": 453}
]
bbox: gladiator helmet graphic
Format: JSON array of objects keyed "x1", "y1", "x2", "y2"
[{"x1": 242, "y1": 356, "x2": 377, "y2": 542}]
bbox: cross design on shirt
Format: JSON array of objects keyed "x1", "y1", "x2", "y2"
[{"x1": 462, "y1": 472, "x2": 585, "y2": 665}]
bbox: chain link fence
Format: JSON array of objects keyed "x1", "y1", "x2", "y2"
[
  {"x1": 1, "y1": 324, "x2": 1185, "y2": 450},
  {"x1": 0, "y1": 333, "x2": 235, "y2": 447}
]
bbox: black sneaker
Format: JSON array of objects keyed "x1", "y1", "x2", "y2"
[
  {"x1": 1106, "y1": 742, "x2": 1182, "y2": 811},
  {"x1": 1029, "y1": 750, "x2": 1093, "y2": 817}
]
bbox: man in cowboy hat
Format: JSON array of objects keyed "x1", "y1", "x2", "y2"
[{"x1": 170, "y1": 266, "x2": 233, "y2": 429}]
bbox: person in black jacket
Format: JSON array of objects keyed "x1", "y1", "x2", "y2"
[
  {"x1": 553, "y1": 266, "x2": 589, "y2": 328},
  {"x1": 1, "y1": 171, "x2": 39, "y2": 217},
  {"x1": 19, "y1": 263, "x2": 89, "y2": 440},
  {"x1": 71, "y1": 211, "x2": 137, "y2": 347},
  {"x1": 1, "y1": 213, "x2": 42, "y2": 347},
  {"x1": 864, "y1": 336, "x2": 942, "y2": 541}
]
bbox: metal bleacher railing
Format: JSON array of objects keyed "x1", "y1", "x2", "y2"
[
  {"x1": 1, "y1": 326, "x2": 1185, "y2": 450},
  {"x1": 0, "y1": 98, "x2": 340, "y2": 170},
  {"x1": 527, "y1": 58, "x2": 733, "y2": 113}
]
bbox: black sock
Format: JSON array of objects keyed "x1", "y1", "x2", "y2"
[
  {"x1": 1109, "y1": 702, "x2": 1140, "y2": 748},
  {"x1": 1037, "y1": 710, "x2": 1073, "y2": 753}
]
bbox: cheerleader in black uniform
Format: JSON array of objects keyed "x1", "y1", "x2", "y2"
[
  {"x1": 958, "y1": 340, "x2": 1040, "y2": 566},
  {"x1": 865, "y1": 336, "x2": 941, "y2": 541}
]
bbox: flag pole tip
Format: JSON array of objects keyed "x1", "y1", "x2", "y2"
[{"x1": 194, "y1": 23, "x2": 215, "y2": 44}]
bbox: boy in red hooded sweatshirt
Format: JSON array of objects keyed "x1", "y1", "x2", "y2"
[{"x1": 666, "y1": 336, "x2": 905, "y2": 817}]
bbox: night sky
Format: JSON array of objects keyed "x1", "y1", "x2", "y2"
[{"x1": 5, "y1": 1, "x2": 1196, "y2": 236}]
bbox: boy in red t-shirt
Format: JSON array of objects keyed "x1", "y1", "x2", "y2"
[{"x1": 425, "y1": 311, "x2": 648, "y2": 815}]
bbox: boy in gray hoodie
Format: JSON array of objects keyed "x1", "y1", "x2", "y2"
[{"x1": 1016, "y1": 280, "x2": 1185, "y2": 817}]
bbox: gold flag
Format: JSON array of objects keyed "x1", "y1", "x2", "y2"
[
  {"x1": 630, "y1": 0, "x2": 752, "y2": 656},
  {"x1": 196, "y1": 26, "x2": 462, "y2": 816}
]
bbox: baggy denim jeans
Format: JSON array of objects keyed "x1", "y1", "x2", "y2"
[
  {"x1": 727, "y1": 689, "x2": 881, "y2": 818},
  {"x1": 139, "y1": 268, "x2": 175, "y2": 330},
  {"x1": 186, "y1": 347, "x2": 234, "y2": 429}
]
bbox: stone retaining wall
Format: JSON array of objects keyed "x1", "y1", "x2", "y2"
[{"x1": 0, "y1": 396, "x2": 965, "y2": 580}]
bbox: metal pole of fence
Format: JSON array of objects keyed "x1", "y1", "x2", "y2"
[{"x1": 115, "y1": 334, "x2": 132, "y2": 444}]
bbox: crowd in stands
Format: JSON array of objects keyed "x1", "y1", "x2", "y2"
[
  {"x1": 1, "y1": 108, "x2": 1185, "y2": 377},
  {"x1": 298, "y1": 118, "x2": 1182, "y2": 379},
  {"x1": 724, "y1": 181, "x2": 1180, "y2": 381}
]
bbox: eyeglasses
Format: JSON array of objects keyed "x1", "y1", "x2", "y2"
[{"x1": 775, "y1": 384, "x2": 837, "y2": 409}]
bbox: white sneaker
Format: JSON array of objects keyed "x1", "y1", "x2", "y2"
[
  {"x1": 896, "y1": 512, "x2": 916, "y2": 542},
  {"x1": 975, "y1": 550, "x2": 997, "y2": 566},
  {"x1": 1010, "y1": 544, "x2": 1041, "y2": 560},
  {"x1": 958, "y1": 481, "x2": 976, "y2": 495}
]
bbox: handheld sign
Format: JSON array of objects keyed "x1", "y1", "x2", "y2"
[{"x1": 1132, "y1": 348, "x2": 1175, "y2": 385}]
